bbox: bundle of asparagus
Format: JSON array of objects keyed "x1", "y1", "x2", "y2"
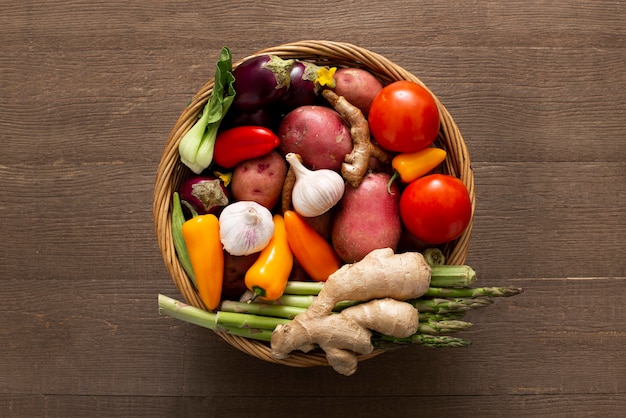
[{"x1": 158, "y1": 263, "x2": 523, "y2": 349}]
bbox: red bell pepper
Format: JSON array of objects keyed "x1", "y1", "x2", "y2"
[{"x1": 213, "y1": 125, "x2": 280, "y2": 168}]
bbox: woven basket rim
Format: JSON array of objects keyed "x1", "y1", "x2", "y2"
[{"x1": 153, "y1": 39, "x2": 475, "y2": 368}]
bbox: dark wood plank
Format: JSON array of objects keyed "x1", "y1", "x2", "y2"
[{"x1": 1, "y1": 393, "x2": 612, "y2": 418}]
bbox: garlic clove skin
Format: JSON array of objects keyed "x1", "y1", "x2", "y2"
[
  {"x1": 218, "y1": 200, "x2": 275, "y2": 256},
  {"x1": 286, "y1": 153, "x2": 346, "y2": 218}
]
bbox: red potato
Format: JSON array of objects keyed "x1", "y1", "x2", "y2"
[
  {"x1": 230, "y1": 151, "x2": 287, "y2": 210},
  {"x1": 278, "y1": 106, "x2": 353, "y2": 171},
  {"x1": 331, "y1": 172, "x2": 402, "y2": 263},
  {"x1": 333, "y1": 68, "x2": 383, "y2": 117}
]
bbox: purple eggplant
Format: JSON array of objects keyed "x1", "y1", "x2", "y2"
[
  {"x1": 231, "y1": 55, "x2": 294, "y2": 111},
  {"x1": 179, "y1": 175, "x2": 229, "y2": 215},
  {"x1": 221, "y1": 105, "x2": 282, "y2": 132},
  {"x1": 278, "y1": 61, "x2": 321, "y2": 111}
]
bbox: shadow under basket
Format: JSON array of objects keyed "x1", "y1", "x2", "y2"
[{"x1": 153, "y1": 40, "x2": 475, "y2": 369}]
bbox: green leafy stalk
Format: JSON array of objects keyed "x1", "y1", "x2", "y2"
[
  {"x1": 424, "y1": 286, "x2": 524, "y2": 298},
  {"x1": 171, "y1": 192, "x2": 196, "y2": 286},
  {"x1": 179, "y1": 47, "x2": 236, "y2": 174}
]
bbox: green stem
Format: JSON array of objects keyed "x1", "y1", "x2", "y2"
[
  {"x1": 387, "y1": 170, "x2": 400, "y2": 194},
  {"x1": 171, "y1": 192, "x2": 196, "y2": 286}
]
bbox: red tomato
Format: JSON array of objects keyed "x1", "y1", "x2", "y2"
[
  {"x1": 368, "y1": 80, "x2": 440, "y2": 153},
  {"x1": 399, "y1": 174, "x2": 472, "y2": 245}
]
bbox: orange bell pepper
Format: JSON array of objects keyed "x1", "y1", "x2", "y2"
[
  {"x1": 283, "y1": 210, "x2": 342, "y2": 282},
  {"x1": 182, "y1": 214, "x2": 223, "y2": 310}
]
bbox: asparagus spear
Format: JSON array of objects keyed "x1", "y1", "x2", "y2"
[
  {"x1": 374, "y1": 333, "x2": 472, "y2": 349},
  {"x1": 411, "y1": 297, "x2": 494, "y2": 313},
  {"x1": 418, "y1": 320, "x2": 473, "y2": 335},
  {"x1": 158, "y1": 294, "x2": 275, "y2": 341},
  {"x1": 221, "y1": 300, "x2": 468, "y2": 324},
  {"x1": 221, "y1": 300, "x2": 305, "y2": 319},
  {"x1": 281, "y1": 264, "x2": 478, "y2": 296},
  {"x1": 424, "y1": 286, "x2": 524, "y2": 298}
]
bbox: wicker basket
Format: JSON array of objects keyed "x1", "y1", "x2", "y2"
[{"x1": 153, "y1": 40, "x2": 475, "y2": 368}]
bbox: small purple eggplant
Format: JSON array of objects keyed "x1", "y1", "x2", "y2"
[
  {"x1": 232, "y1": 55, "x2": 295, "y2": 111},
  {"x1": 278, "y1": 61, "x2": 321, "y2": 111},
  {"x1": 179, "y1": 175, "x2": 229, "y2": 215},
  {"x1": 221, "y1": 106, "x2": 282, "y2": 132}
]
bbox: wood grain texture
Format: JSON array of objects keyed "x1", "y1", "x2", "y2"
[{"x1": 1, "y1": 0, "x2": 624, "y2": 416}]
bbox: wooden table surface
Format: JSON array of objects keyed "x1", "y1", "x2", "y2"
[{"x1": 1, "y1": 1, "x2": 624, "y2": 417}]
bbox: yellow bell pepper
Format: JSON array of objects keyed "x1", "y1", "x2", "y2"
[
  {"x1": 182, "y1": 214, "x2": 223, "y2": 310},
  {"x1": 245, "y1": 214, "x2": 293, "y2": 301},
  {"x1": 392, "y1": 147, "x2": 447, "y2": 183}
]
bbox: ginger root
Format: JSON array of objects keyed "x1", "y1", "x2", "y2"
[
  {"x1": 322, "y1": 89, "x2": 390, "y2": 188},
  {"x1": 270, "y1": 248, "x2": 431, "y2": 375},
  {"x1": 271, "y1": 298, "x2": 418, "y2": 376},
  {"x1": 310, "y1": 247, "x2": 431, "y2": 315},
  {"x1": 281, "y1": 152, "x2": 302, "y2": 213}
]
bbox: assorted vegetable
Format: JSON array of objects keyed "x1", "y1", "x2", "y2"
[
  {"x1": 368, "y1": 80, "x2": 440, "y2": 153},
  {"x1": 178, "y1": 47, "x2": 236, "y2": 174},
  {"x1": 170, "y1": 192, "x2": 196, "y2": 286},
  {"x1": 391, "y1": 147, "x2": 447, "y2": 184},
  {"x1": 162, "y1": 48, "x2": 523, "y2": 374},
  {"x1": 285, "y1": 152, "x2": 345, "y2": 217},
  {"x1": 244, "y1": 214, "x2": 293, "y2": 301},
  {"x1": 181, "y1": 213, "x2": 223, "y2": 310},
  {"x1": 178, "y1": 175, "x2": 229, "y2": 215},
  {"x1": 283, "y1": 210, "x2": 342, "y2": 282},
  {"x1": 399, "y1": 174, "x2": 472, "y2": 245},
  {"x1": 218, "y1": 201, "x2": 274, "y2": 256},
  {"x1": 213, "y1": 126, "x2": 280, "y2": 169}
]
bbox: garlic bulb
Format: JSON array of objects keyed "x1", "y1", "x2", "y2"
[
  {"x1": 219, "y1": 201, "x2": 274, "y2": 256},
  {"x1": 286, "y1": 152, "x2": 345, "y2": 217}
]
